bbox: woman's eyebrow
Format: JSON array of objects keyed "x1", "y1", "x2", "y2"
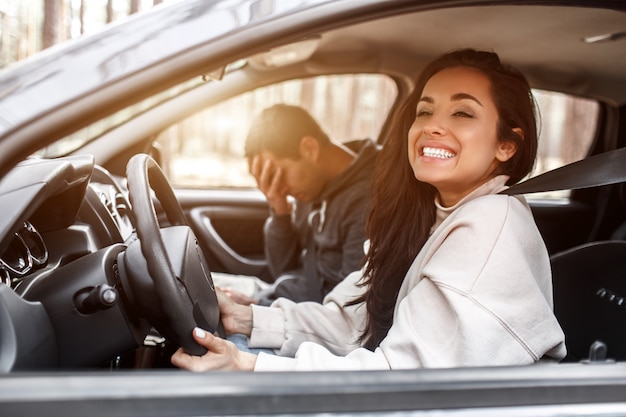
[
  {"x1": 418, "y1": 93, "x2": 483, "y2": 106},
  {"x1": 451, "y1": 93, "x2": 483, "y2": 106}
]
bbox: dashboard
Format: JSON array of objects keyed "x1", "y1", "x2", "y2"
[
  {"x1": 0, "y1": 220, "x2": 48, "y2": 287},
  {"x1": 0, "y1": 155, "x2": 150, "y2": 371},
  {"x1": 0, "y1": 153, "x2": 220, "y2": 372},
  {"x1": 0, "y1": 156, "x2": 133, "y2": 293}
]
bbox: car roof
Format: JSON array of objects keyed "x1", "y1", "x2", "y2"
[{"x1": 316, "y1": 4, "x2": 626, "y2": 102}]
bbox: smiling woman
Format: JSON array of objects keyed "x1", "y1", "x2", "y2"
[
  {"x1": 408, "y1": 66, "x2": 520, "y2": 207},
  {"x1": 170, "y1": 49, "x2": 566, "y2": 372}
]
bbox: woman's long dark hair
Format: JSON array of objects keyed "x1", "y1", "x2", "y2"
[{"x1": 353, "y1": 49, "x2": 539, "y2": 350}]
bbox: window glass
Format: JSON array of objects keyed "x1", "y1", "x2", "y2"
[
  {"x1": 157, "y1": 80, "x2": 599, "y2": 199},
  {"x1": 34, "y1": 62, "x2": 245, "y2": 159},
  {"x1": 531, "y1": 90, "x2": 599, "y2": 199},
  {"x1": 156, "y1": 74, "x2": 397, "y2": 188}
]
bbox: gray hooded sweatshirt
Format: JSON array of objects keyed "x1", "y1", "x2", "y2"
[{"x1": 259, "y1": 138, "x2": 379, "y2": 304}]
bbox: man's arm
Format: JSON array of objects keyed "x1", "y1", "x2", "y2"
[
  {"x1": 263, "y1": 212, "x2": 301, "y2": 279},
  {"x1": 249, "y1": 154, "x2": 301, "y2": 280}
]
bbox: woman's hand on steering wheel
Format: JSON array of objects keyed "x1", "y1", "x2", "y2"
[{"x1": 170, "y1": 327, "x2": 257, "y2": 371}]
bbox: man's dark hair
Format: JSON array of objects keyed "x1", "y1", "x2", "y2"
[{"x1": 245, "y1": 104, "x2": 331, "y2": 159}]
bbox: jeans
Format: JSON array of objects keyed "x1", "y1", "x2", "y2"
[{"x1": 227, "y1": 333, "x2": 276, "y2": 355}]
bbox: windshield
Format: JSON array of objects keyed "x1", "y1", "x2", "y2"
[{"x1": 34, "y1": 62, "x2": 244, "y2": 158}]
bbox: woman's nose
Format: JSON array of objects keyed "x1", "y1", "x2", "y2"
[
  {"x1": 422, "y1": 122, "x2": 445, "y2": 136},
  {"x1": 421, "y1": 112, "x2": 446, "y2": 136}
]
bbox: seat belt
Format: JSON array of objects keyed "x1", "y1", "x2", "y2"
[{"x1": 501, "y1": 147, "x2": 626, "y2": 195}]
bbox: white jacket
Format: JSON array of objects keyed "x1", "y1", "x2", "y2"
[{"x1": 249, "y1": 176, "x2": 567, "y2": 371}]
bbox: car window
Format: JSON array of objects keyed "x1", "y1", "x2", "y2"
[
  {"x1": 531, "y1": 90, "x2": 599, "y2": 199},
  {"x1": 156, "y1": 74, "x2": 397, "y2": 188},
  {"x1": 32, "y1": 61, "x2": 246, "y2": 159},
  {"x1": 157, "y1": 80, "x2": 598, "y2": 197}
]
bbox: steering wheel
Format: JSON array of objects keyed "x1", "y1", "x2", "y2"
[{"x1": 121, "y1": 153, "x2": 219, "y2": 355}]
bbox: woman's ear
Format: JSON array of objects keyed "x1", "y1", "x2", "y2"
[
  {"x1": 496, "y1": 128, "x2": 522, "y2": 162},
  {"x1": 299, "y1": 136, "x2": 321, "y2": 161}
]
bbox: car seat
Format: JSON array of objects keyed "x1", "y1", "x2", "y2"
[{"x1": 550, "y1": 240, "x2": 626, "y2": 362}]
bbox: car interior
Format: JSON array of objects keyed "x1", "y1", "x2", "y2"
[{"x1": 1, "y1": 1, "x2": 626, "y2": 374}]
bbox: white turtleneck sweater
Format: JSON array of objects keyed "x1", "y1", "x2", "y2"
[{"x1": 248, "y1": 175, "x2": 566, "y2": 371}]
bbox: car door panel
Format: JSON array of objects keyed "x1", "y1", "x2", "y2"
[{"x1": 175, "y1": 189, "x2": 272, "y2": 282}]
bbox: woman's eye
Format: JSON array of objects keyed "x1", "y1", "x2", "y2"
[
  {"x1": 416, "y1": 109, "x2": 431, "y2": 117},
  {"x1": 453, "y1": 110, "x2": 473, "y2": 118}
]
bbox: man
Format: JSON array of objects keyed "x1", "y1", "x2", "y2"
[{"x1": 227, "y1": 104, "x2": 379, "y2": 306}]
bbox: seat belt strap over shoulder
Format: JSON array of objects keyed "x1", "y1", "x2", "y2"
[{"x1": 501, "y1": 147, "x2": 626, "y2": 196}]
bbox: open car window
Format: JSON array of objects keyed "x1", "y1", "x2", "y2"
[
  {"x1": 531, "y1": 90, "x2": 599, "y2": 199},
  {"x1": 155, "y1": 82, "x2": 599, "y2": 196},
  {"x1": 155, "y1": 74, "x2": 398, "y2": 188}
]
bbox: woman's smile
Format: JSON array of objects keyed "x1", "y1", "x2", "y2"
[{"x1": 421, "y1": 146, "x2": 457, "y2": 160}]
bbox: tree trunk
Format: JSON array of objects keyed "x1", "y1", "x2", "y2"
[
  {"x1": 79, "y1": 0, "x2": 85, "y2": 35},
  {"x1": 130, "y1": 0, "x2": 140, "y2": 15},
  {"x1": 106, "y1": 0, "x2": 114, "y2": 23},
  {"x1": 42, "y1": 0, "x2": 63, "y2": 49}
]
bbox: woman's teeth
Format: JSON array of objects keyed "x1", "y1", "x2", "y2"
[{"x1": 422, "y1": 147, "x2": 456, "y2": 159}]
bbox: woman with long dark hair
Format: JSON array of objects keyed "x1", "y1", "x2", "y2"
[{"x1": 172, "y1": 49, "x2": 566, "y2": 371}]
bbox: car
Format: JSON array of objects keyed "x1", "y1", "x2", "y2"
[{"x1": 1, "y1": 0, "x2": 626, "y2": 415}]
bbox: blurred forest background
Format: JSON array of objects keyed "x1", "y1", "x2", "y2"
[{"x1": 0, "y1": 0, "x2": 173, "y2": 68}]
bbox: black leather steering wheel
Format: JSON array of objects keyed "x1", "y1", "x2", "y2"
[{"x1": 122, "y1": 153, "x2": 219, "y2": 355}]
